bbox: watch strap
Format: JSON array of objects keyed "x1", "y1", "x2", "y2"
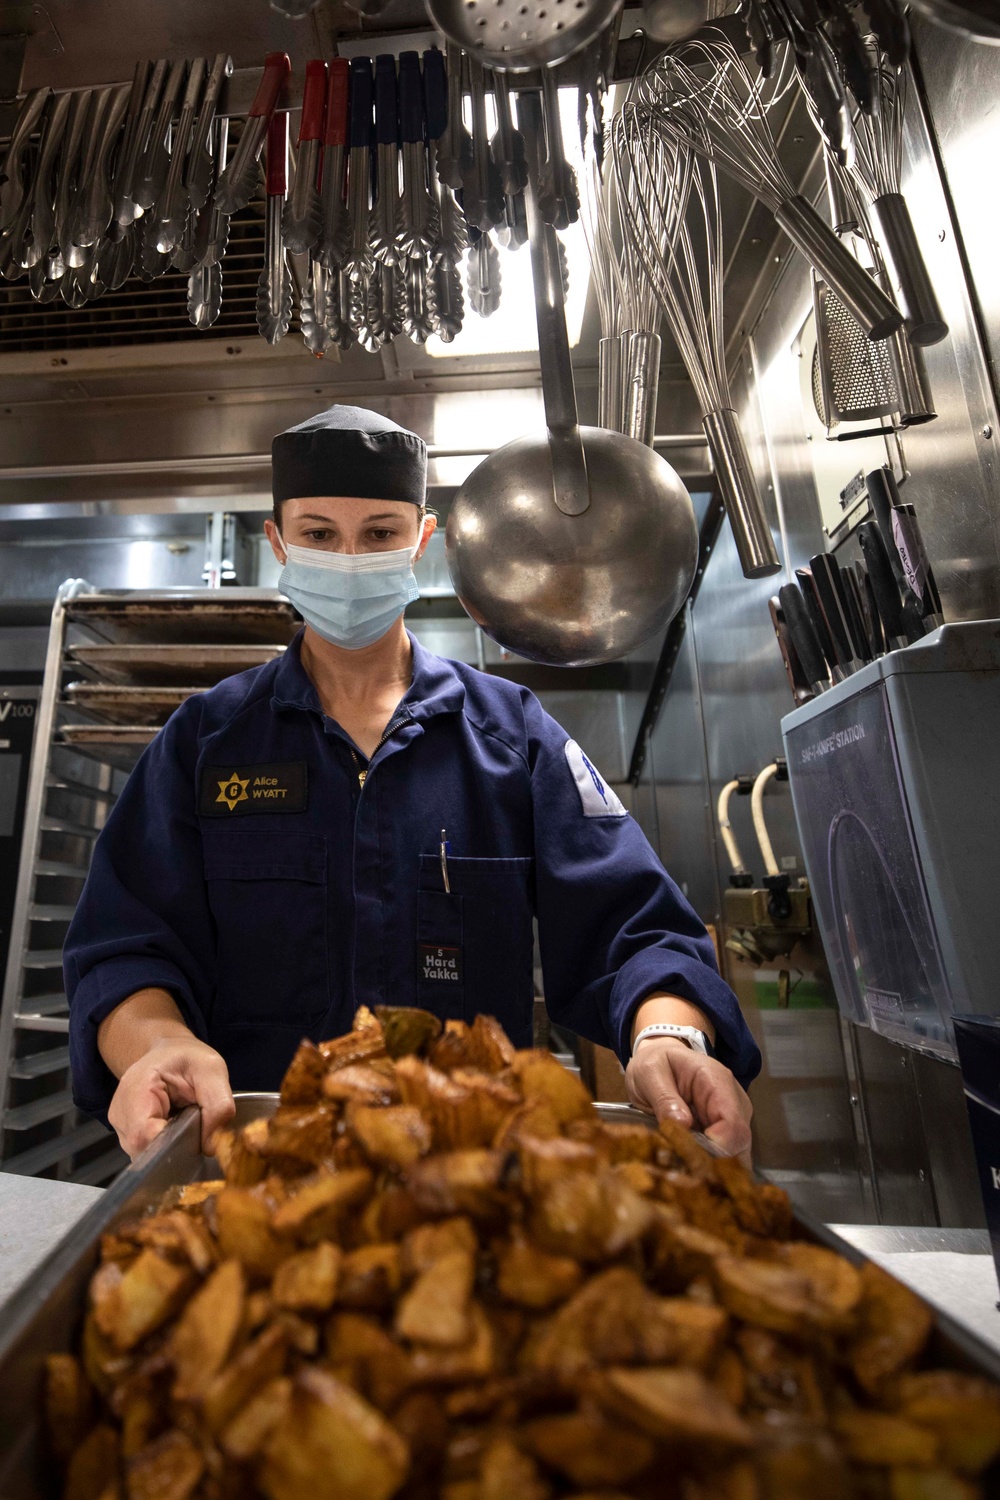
[{"x1": 632, "y1": 1022, "x2": 713, "y2": 1058}]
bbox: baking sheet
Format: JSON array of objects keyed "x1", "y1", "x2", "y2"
[
  {"x1": 2, "y1": 1095, "x2": 998, "y2": 1499},
  {"x1": 65, "y1": 590, "x2": 299, "y2": 646},
  {"x1": 57, "y1": 724, "x2": 158, "y2": 772},
  {"x1": 67, "y1": 643, "x2": 286, "y2": 687},
  {"x1": 63, "y1": 683, "x2": 199, "y2": 727}
]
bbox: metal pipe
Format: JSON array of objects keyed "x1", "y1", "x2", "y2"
[{"x1": 0, "y1": 434, "x2": 711, "y2": 483}]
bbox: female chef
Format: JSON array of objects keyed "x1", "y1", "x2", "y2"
[{"x1": 65, "y1": 405, "x2": 760, "y2": 1160}]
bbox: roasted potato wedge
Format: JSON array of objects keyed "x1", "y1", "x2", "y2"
[
  {"x1": 395, "y1": 1248, "x2": 475, "y2": 1347},
  {"x1": 530, "y1": 1167, "x2": 653, "y2": 1263},
  {"x1": 714, "y1": 1243, "x2": 861, "y2": 1335},
  {"x1": 852, "y1": 1261, "x2": 934, "y2": 1394},
  {"x1": 271, "y1": 1168, "x2": 373, "y2": 1243},
  {"x1": 834, "y1": 1409, "x2": 938, "y2": 1466},
  {"x1": 511, "y1": 1049, "x2": 593, "y2": 1125},
  {"x1": 525, "y1": 1406, "x2": 656, "y2": 1487},
  {"x1": 259, "y1": 1366, "x2": 410, "y2": 1500},
  {"x1": 44, "y1": 1353, "x2": 95, "y2": 1464},
  {"x1": 337, "y1": 1242, "x2": 403, "y2": 1312},
  {"x1": 168, "y1": 1257, "x2": 245, "y2": 1400},
  {"x1": 64, "y1": 1423, "x2": 119, "y2": 1500},
  {"x1": 592, "y1": 1365, "x2": 754, "y2": 1450},
  {"x1": 125, "y1": 1429, "x2": 204, "y2": 1500},
  {"x1": 375, "y1": 1005, "x2": 443, "y2": 1059},
  {"x1": 896, "y1": 1370, "x2": 1000, "y2": 1476},
  {"x1": 348, "y1": 1103, "x2": 432, "y2": 1168},
  {"x1": 92, "y1": 1248, "x2": 193, "y2": 1353},
  {"x1": 495, "y1": 1231, "x2": 583, "y2": 1309},
  {"x1": 272, "y1": 1240, "x2": 341, "y2": 1313}
]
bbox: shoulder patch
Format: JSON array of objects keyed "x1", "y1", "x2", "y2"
[{"x1": 564, "y1": 739, "x2": 627, "y2": 818}]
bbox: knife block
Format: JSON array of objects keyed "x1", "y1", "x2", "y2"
[{"x1": 781, "y1": 621, "x2": 1000, "y2": 1063}]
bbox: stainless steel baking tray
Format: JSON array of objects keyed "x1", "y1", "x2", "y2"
[
  {"x1": 2, "y1": 1096, "x2": 998, "y2": 1499},
  {"x1": 64, "y1": 683, "x2": 199, "y2": 727},
  {"x1": 65, "y1": 590, "x2": 300, "y2": 646},
  {"x1": 57, "y1": 724, "x2": 159, "y2": 773},
  {"x1": 67, "y1": 643, "x2": 286, "y2": 687},
  {"x1": 58, "y1": 725, "x2": 159, "y2": 746}
]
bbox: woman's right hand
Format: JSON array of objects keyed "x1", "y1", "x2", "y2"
[{"x1": 108, "y1": 1034, "x2": 234, "y2": 1159}]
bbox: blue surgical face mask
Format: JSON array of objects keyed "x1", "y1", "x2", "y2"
[{"x1": 277, "y1": 535, "x2": 422, "y2": 649}]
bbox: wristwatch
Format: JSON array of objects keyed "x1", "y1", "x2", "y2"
[{"x1": 632, "y1": 1022, "x2": 714, "y2": 1058}]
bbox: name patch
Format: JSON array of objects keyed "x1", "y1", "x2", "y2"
[
  {"x1": 199, "y1": 761, "x2": 308, "y2": 817},
  {"x1": 418, "y1": 943, "x2": 463, "y2": 985}
]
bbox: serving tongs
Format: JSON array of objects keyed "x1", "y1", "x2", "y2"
[
  {"x1": 284, "y1": 58, "x2": 326, "y2": 254},
  {"x1": 72, "y1": 83, "x2": 130, "y2": 248},
  {"x1": 0, "y1": 88, "x2": 50, "y2": 235},
  {"x1": 396, "y1": 52, "x2": 436, "y2": 262},
  {"x1": 155, "y1": 56, "x2": 209, "y2": 254},
  {"x1": 256, "y1": 109, "x2": 292, "y2": 344},
  {"x1": 188, "y1": 116, "x2": 229, "y2": 329},
  {"x1": 216, "y1": 51, "x2": 290, "y2": 216},
  {"x1": 344, "y1": 57, "x2": 374, "y2": 284},
  {"x1": 114, "y1": 59, "x2": 165, "y2": 227},
  {"x1": 136, "y1": 58, "x2": 187, "y2": 215},
  {"x1": 317, "y1": 59, "x2": 350, "y2": 271},
  {"x1": 185, "y1": 53, "x2": 233, "y2": 214},
  {"x1": 424, "y1": 50, "x2": 467, "y2": 269},
  {"x1": 24, "y1": 90, "x2": 71, "y2": 270},
  {"x1": 54, "y1": 89, "x2": 92, "y2": 270},
  {"x1": 369, "y1": 55, "x2": 400, "y2": 268}
]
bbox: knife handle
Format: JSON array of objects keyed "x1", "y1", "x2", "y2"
[
  {"x1": 325, "y1": 58, "x2": 350, "y2": 148},
  {"x1": 810, "y1": 553, "x2": 857, "y2": 670},
  {"x1": 795, "y1": 567, "x2": 842, "y2": 678},
  {"x1": 858, "y1": 520, "x2": 906, "y2": 647},
  {"x1": 892, "y1": 502, "x2": 944, "y2": 623},
  {"x1": 860, "y1": 566, "x2": 886, "y2": 656},
  {"x1": 399, "y1": 52, "x2": 424, "y2": 147},
  {"x1": 840, "y1": 564, "x2": 874, "y2": 662},
  {"x1": 374, "y1": 55, "x2": 398, "y2": 148},
  {"x1": 769, "y1": 598, "x2": 812, "y2": 702},
  {"x1": 300, "y1": 60, "x2": 328, "y2": 143},
  {"x1": 250, "y1": 52, "x2": 291, "y2": 120},
  {"x1": 349, "y1": 58, "x2": 374, "y2": 150},
  {"x1": 779, "y1": 584, "x2": 828, "y2": 691},
  {"x1": 866, "y1": 466, "x2": 907, "y2": 585},
  {"x1": 422, "y1": 47, "x2": 448, "y2": 143},
  {"x1": 265, "y1": 108, "x2": 288, "y2": 197}
]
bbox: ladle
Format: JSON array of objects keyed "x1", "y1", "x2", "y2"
[{"x1": 445, "y1": 91, "x2": 698, "y2": 667}]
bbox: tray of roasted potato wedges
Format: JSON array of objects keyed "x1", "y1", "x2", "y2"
[{"x1": 3, "y1": 1007, "x2": 1000, "y2": 1500}]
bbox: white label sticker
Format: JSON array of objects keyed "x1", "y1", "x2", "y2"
[{"x1": 564, "y1": 739, "x2": 627, "y2": 818}]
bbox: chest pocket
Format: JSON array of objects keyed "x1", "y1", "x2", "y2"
[
  {"x1": 417, "y1": 854, "x2": 535, "y2": 1040},
  {"x1": 203, "y1": 829, "x2": 329, "y2": 1028}
]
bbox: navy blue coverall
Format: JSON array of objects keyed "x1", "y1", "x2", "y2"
[{"x1": 65, "y1": 632, "x2": 761, "y2": 1120}]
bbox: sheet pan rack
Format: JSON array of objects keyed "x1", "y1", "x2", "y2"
[{"x1": 0, "y1": 583, "x2": 297, "y2": 1187}]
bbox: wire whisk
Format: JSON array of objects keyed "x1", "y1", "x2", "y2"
[
  {"x1": 579, "y1": 135, "x2": 660, "y2": 441},
  {"x1": 637, "y1": 34, "x2": 902, "y2": 341},
  {"x1": 612, "y1": 105, "x2": 779, "y2": 578},
  {"x1": 847, "y1": 40, "x2": 946, "y2": 345}
]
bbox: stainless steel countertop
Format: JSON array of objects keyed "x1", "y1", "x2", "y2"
[
  {"x1": 833, "y1": 1223, "x2": 1000, "y2": 1354},
  {"x1": 0, "y1": 1174, "x2": 103, "y2": 1309}
]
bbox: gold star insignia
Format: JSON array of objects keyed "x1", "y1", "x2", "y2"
[{"x1": 216, "y1": 773, "x2": 250, "y2": 811}]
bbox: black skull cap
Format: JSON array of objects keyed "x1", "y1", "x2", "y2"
[{"x1": 272, "y1": 404, "x2": 427, "y2": 506}]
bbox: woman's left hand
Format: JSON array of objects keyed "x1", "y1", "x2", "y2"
[{"x1": 625, "y1": 1035, "x2": 753, "y2": 1166}]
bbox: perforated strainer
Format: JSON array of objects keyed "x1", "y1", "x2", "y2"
[{"x1": 425, "y1": 0, "x2": 623, "y2": 72}]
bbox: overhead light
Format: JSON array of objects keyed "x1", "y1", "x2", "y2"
[{"x1": 427, "y1": 86, "x2": 590, "y2": 359}]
